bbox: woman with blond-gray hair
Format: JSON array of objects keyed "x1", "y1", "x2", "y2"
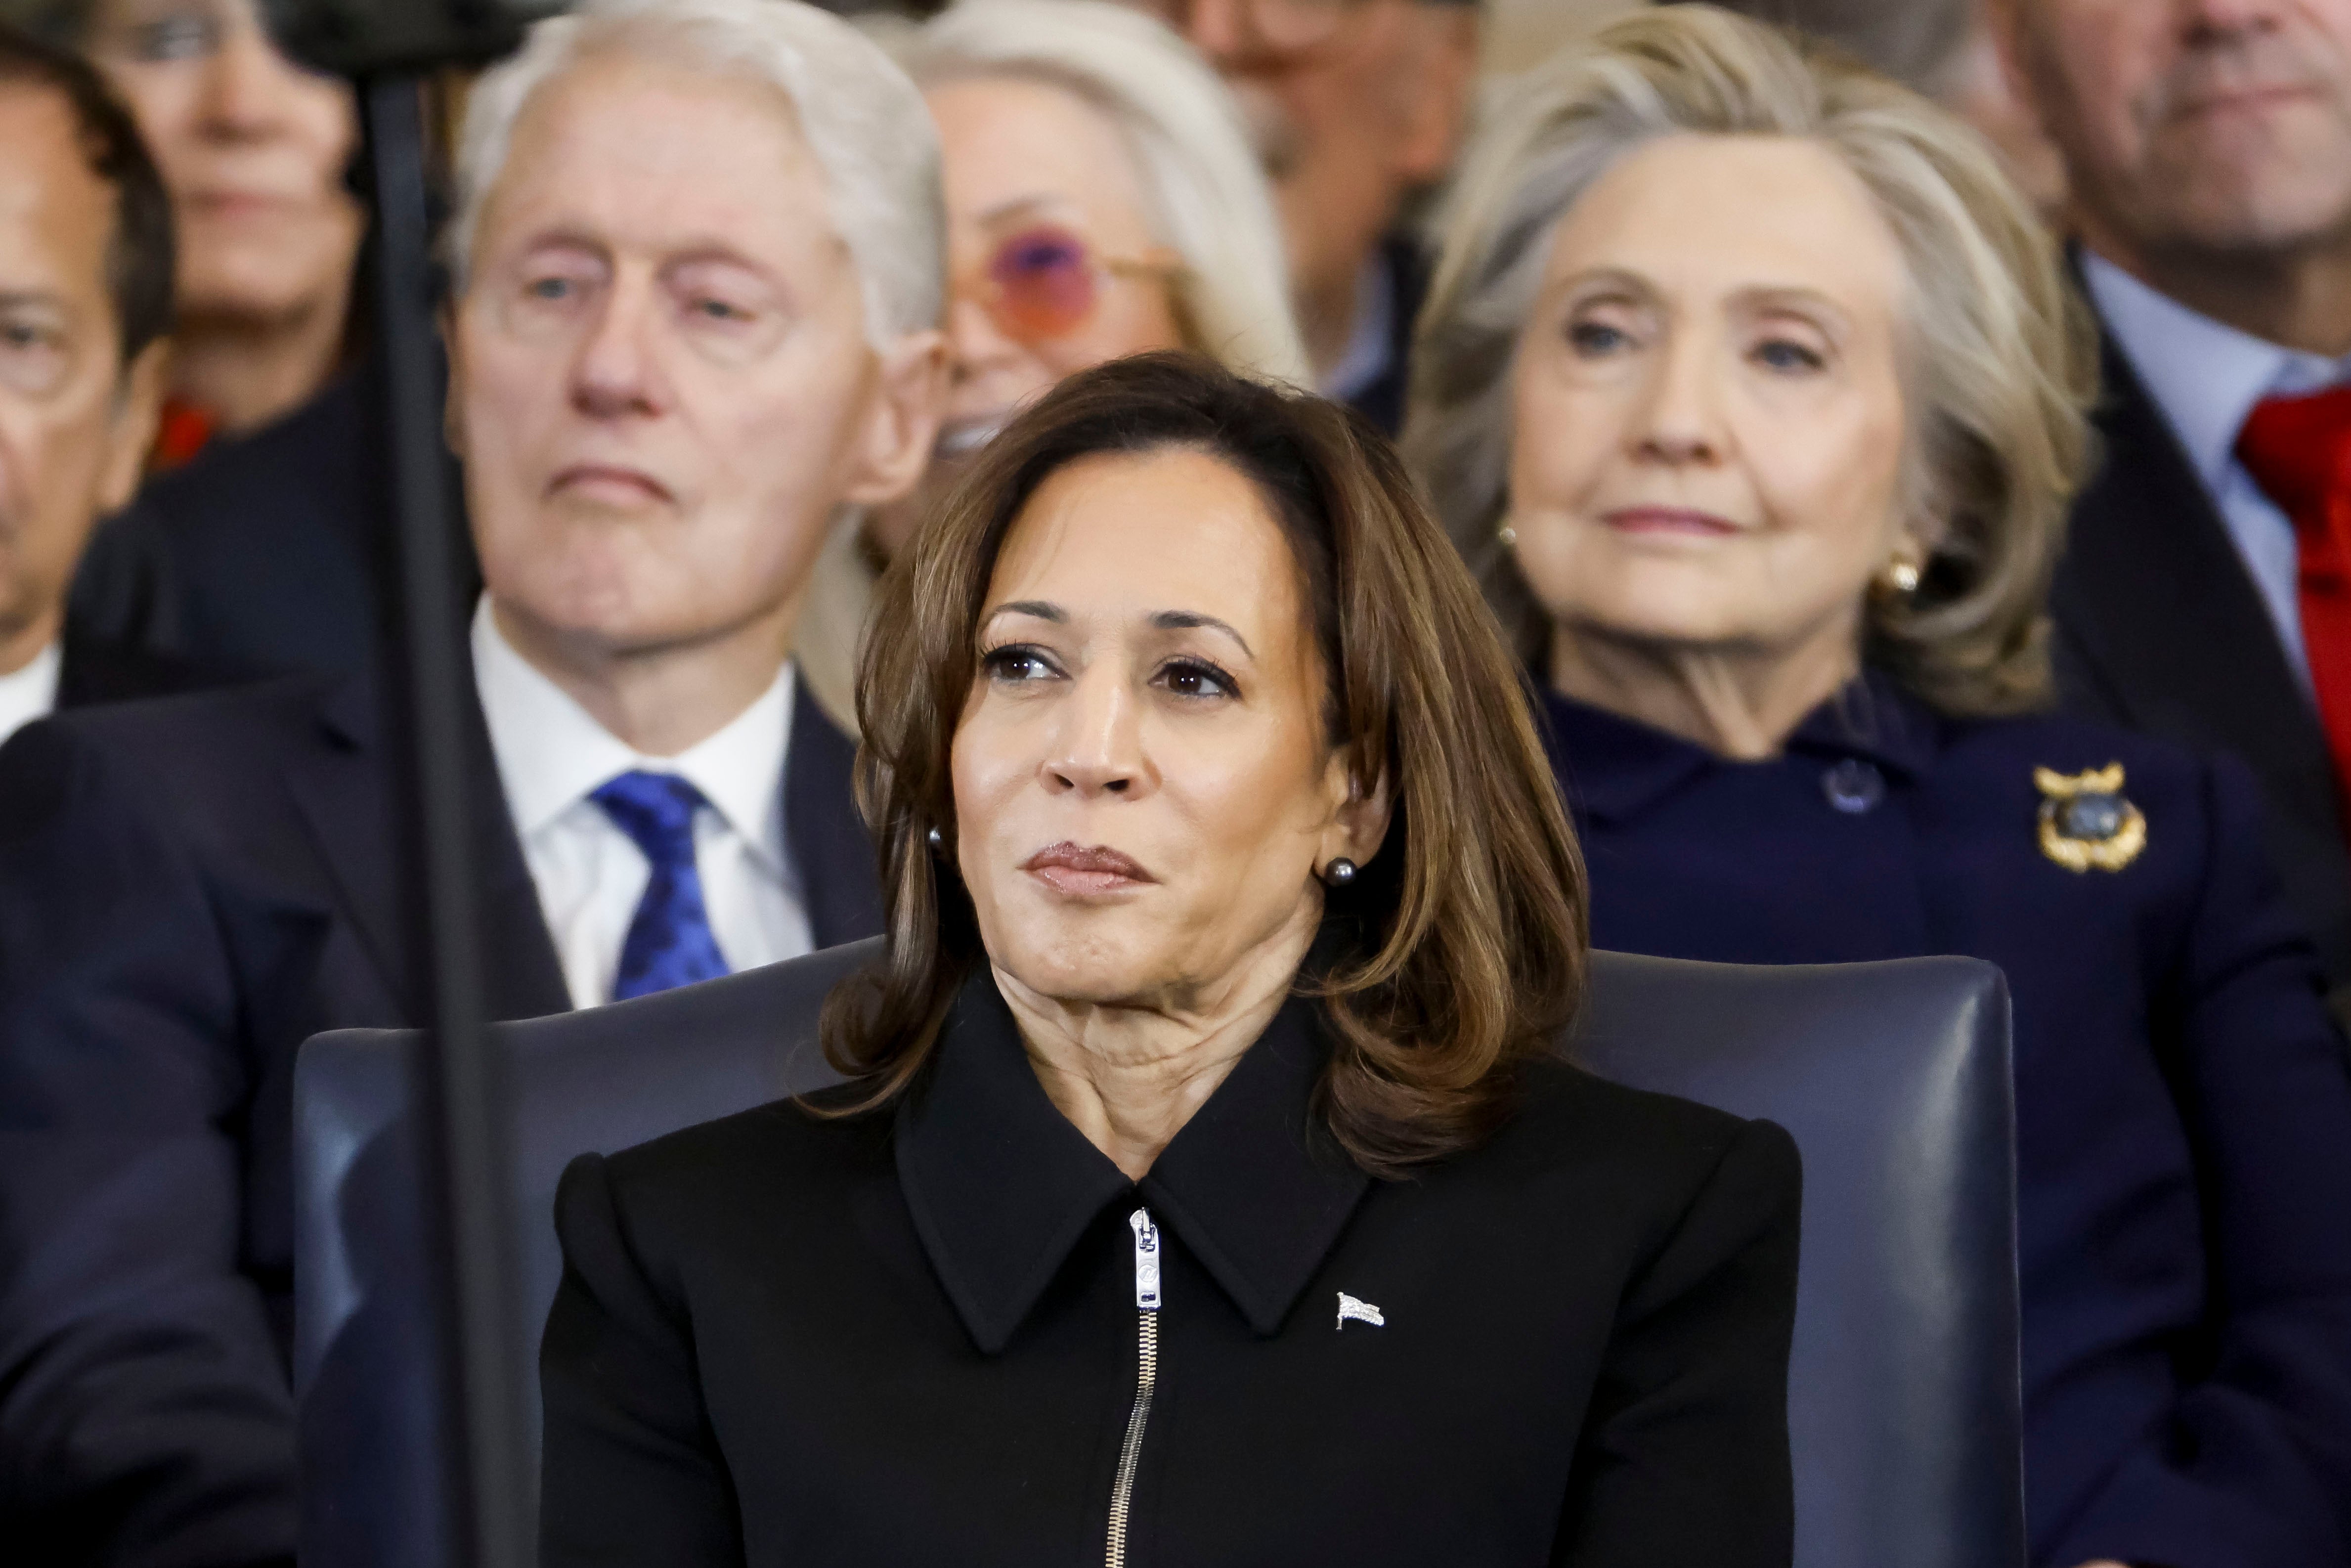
[
  {"x1": 1404, "y1": 9, "x2": 2351, "y2": 1566},
  {"x1": 792, "y1": 0, "x2": 1307, "y2": 730}
]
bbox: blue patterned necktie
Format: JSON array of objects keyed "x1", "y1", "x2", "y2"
[{"x1": 590, "y1": 770, "x2": 732, "y2": 1002}]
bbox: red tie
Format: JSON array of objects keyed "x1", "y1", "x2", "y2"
[{"x1": 2236, "y1": 386, "x2": 2351, "y2": 814}]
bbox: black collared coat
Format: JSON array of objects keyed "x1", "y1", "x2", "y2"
[{"x1": 540, "y1": 967, "x2": 1801, "y2": 1566}]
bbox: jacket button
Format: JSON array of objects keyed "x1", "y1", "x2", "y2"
[{"x1": 1822, "y1": 758, "x2": 1885, "y2": 815}]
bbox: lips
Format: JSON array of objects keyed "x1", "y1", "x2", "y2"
[
  {"x1": 1601, "y1": 505, "x2": 1742, "y2": 537},
  {"x1": 1020, "y1": 841, "x2": 1157, "y2": 897},
  {"x1": 547, "y1": 463, "x2": 673, "y2": 507}
]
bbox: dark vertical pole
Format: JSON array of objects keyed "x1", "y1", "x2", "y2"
[{"x1": 363, "y1": 72, "x2": 534, "y2": 1568}]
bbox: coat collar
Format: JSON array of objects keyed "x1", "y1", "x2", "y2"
[
  {"x1": 1539, "y1": 669, "x2": 1942, "y2": 825},
  {"x1": 894, "y1": 966, "x2": 1371, "y2": 1355}
]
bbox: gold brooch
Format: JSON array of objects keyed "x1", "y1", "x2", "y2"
[{"x1": 2035, "y1": 763, "x2": 2147, "y2": 872}]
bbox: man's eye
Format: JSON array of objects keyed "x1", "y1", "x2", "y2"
[
  {"x1": 1754, "y1": 338, "x2": 1825, "y2": 373},
  {"x1": 525, "y1": 277, "x2": 574, "y2": 302},
  {"x1": 692, "y1": 297, "x2": 750, "y2": 323}
]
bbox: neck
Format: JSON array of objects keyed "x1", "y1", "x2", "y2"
[
  {"x1": 1298, "y1": 254, "x2": 1365, "y2": 388},
  {"x1": 0, "y1": 604, "x2": 60, "y2": 679},
  {"x1": 1551, "y1": 618, "x2": 1860, "y2": 761},
  {"x1": 1000, "y1": 901, "x2": 1320, "y2": 1181},
  {"x1": 2083, "y1": 213, "x2": 2351, "y2": 355},
  {"x1": 489, "y1": 593, "x2": 798, "y2": 758},
  {"x1": 171, "y1": 278, "x2": 353, "y2": 436}
]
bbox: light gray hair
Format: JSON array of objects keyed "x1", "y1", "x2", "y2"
[
  {"x1": 448, "y1": 0, "x2": 945, "y2": 347},
  {"x1": 1405, "y1": 3, "x2": 2096, "y2": 717},
  {"x1": 890, "y1": 0, "x2": 1309, "y2": 386}
]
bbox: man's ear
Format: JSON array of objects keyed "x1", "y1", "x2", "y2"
[
  {"x1": 1319, "y1": 750, "x2": 1395, "y2": 874},
  {"x1": 1396, "y1": 7, "x2": 1480, "y2": 186},
  {"x1": 96, "y1": 337, "x2": 170, "y2": 515},
  {"x1": 842, "y1": 327, "x2": 948, "y2": 508}
]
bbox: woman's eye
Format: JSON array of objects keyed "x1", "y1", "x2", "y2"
[
  {"x1": 127, "y1": 16, "x2": 221, "y2": 61},
  {"x1": 1155, "y1": 658, "x2": 1236, "y2": 700},
  {"x1": 1754, "y1": 337, "x2": 1826, "y2": 373},
  {"x1": 1567, "y1": 320, "x2": 1631, "y2": 357},
  {"x1": 982, "y1": 645, "x2": 1058, "y2": 683}
]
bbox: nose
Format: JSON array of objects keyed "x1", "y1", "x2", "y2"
[
  {"x1": 1630, "y1": 329, "x2": 1730, "y2": 469},
  {"x1": 1043, "y1": 665, "x2": 1153, "y2": 800},
  {"x1": 568, "y1": 275, "x2": 670, "y2": 422},
  {"x1": 2180, "y1": 0, "x2": 2284, "y2": 41},
  {"x1": 196, "y1": 23, "x2": 301, "y2": 141},
  {"x1": 946, "y1": 294, "x2": 1036, "y2": 404}
]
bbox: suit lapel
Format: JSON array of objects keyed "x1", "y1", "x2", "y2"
[
  {"x1": 283, "y1": 673, "x2": 571, "y2": 1022},
  {"x1": 787, "y1": 688, "x2": 885, "y2": 949}
]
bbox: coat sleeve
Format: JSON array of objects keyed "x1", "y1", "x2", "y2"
[
  {"x1": 1553, "y1": 1116, "x2": 1802, "y2": 1568},
  {"x1": 0, "y1": 718, "x2": 294, "y2": 1566},
  {"x1": 2047, "y1": 756, "x2": 2351, "y2": 1568},
  {"x1": 541, "y1": 1151, "x2": 744, "y2": 1567}
]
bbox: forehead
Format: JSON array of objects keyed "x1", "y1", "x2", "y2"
[
  {"x1": 990, "y1": 446, "x2": 1305, "y2": 642},
  {"x1": 476, "y1": 51, "x2": 841, "y2": 269},
  {"x1": 0, "y1": 88, "x2": 115, "y2": 296},
  {"x1": 927, "y1": 76, "x2": 1152, "y2": 232},
  {"x1": 1547, "y1": 133, "x2": 1907, "y2": 315}
]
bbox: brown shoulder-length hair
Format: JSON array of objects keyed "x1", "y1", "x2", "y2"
[{"x1": 817, "y1": 351, "x2": 1588, "y2": 1177}]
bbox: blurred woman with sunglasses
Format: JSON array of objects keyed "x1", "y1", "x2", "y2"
[{"x1": 794, "y1": 0, "x2": 1308, "y2": 733}]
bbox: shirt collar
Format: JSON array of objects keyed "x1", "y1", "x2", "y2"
[
  {"x1": 470, "y1": 598, "x2": 795, "y2": 871},
  {"x1": 1320, "y1": 248, "x2": 1397, "y2": 405},
  {"x1": 893, "y1": 964, "x2": 1372, "y2": 1354},
  {"x1": 2081, "y1": 250, "x2": 2351, "y2": 488},
  {"x1": 1539, "y1": 669, "x2": 1939, "y2": 825},
  {"x1": 0, "y1": 639, "x2": 61, "y2": 746}
]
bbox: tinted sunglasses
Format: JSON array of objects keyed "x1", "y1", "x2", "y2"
[{"x1": 961, "y1": 224, "x2": 1185, "y2": 344}]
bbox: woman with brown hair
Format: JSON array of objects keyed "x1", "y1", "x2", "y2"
[{"x1": 536, "y1": 352, "x2": 1800, "y2": 1566}]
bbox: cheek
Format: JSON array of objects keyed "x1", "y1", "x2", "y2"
[
  {"x1": 1508, "y1": 369, "x2": 1618, "y2": 521},
  {"x1": 1740, "y1": 393, "x2": 1905, "y2": 549}
]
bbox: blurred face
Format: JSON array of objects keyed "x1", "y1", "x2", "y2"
[
  {"x1": 449, "y1": 53, "x2": 937, "y2": 660},
  {"x1": 2006, "y1": 0, "x2": 2351, "y2": 257},
  {"x1": 1508, "y1": 135, "x2": 1913, "y2": 671},
  {"x1": 953, "y1": 446, "x2": 1378, "y2": 1008},
  {"x1": 931, "y1": 76, "x2": 1187, "y2": 454},
  {"x1": 1132, "y1": 0, "x2": 1476, "y2": 317},
  {"x1": 0, "y1": 89, "x2": 163, "y2": 666},
  {"x1": 87, "y1": 0, "x2": 361, "y2": 327}
]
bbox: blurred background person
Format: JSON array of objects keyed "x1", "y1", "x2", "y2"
[
  {"x1": 541, "y1": 350, "x2": 1798, "y2": 1568},
  {"x1": 0, "y1": 26, "x2": 179, "y2": 748},
  {"x1": 1995, "y1": 0, "x2": 2351, "y2": 1018},
  {"x1": 795, "y1": 0, "x2": 1308, "y2": 732},
  {"x1": 79, "y1": 0, "x2": 361, "y2": 462},
  {"x1": 1119, "y1": 0, "x2": 1480, "y2": 431},
  {"x1": 0, "y1": 1, "x2": 940, "y2": 1557},
  {"x1": 1409, "y1": 10, "x2": 2351, "y2": 1567},
  {"x1": 1683, "y1": 0, "x2": 2068, "y2": 211}
]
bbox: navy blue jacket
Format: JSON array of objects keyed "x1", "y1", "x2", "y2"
[
  {"x1": 1540, "y1": 675, "x2": 2351, "y2": 1568},
  {"x1": 0, "y1": 668, "x2": 882, "y2": 1567}
]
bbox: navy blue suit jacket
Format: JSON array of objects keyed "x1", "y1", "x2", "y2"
[
  {"x1": 1540, "y1": 675, "x2": 2351, "y2": 1568},
  {"x1": 0, "y1": 665, "x2": 881, "y2": 1567}
]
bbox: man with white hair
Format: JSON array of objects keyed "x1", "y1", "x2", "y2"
[{"x1": 0, "y1": 2, "x2": 943, "y2": 1558}]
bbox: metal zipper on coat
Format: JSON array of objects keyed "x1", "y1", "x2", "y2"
[{"x1": 1105, "y1": 1207, "x2": 1162, "y2": 1568}]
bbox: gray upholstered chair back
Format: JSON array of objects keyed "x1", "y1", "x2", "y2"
[{"x1": 293, "y1": 941, "x2": 2020, "y2": 1568}]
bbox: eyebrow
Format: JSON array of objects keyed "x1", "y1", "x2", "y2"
[
  {"x1": 972, "y1": 194, "x2": 1080, "y2": 230},
  {"x1": 982, "y1": 602, "x2": 1255, "y2": 658}
]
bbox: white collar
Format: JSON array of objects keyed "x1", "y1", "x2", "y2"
[
  {"x1": 471, "y1": 599, "x2": 795, "y2": 873},
  {"x1": 2082, "y1": 251, "x2": 2351, "y2": 489},
  {"x1": 0, "y1": 639, "x2": 61, "y2": 746},
  {"x1": 1320, "y1": 248, "x2": 1397, "y2": 405}
]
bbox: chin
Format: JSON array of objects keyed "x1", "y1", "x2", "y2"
[{"x1": 983, "y1": 916, "x2": 1167, "y2": 1009}]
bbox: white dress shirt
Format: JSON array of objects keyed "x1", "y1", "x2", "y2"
[
  {"x1": 472, "y1": 602, "x2": 813, "y2": 1009},
  {"x1": 0, "y1": 640, "x2": 61, "y2": 747},
  {"x1": 2083, "y1": 252, "x2": 2351, "y2": 693}
]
